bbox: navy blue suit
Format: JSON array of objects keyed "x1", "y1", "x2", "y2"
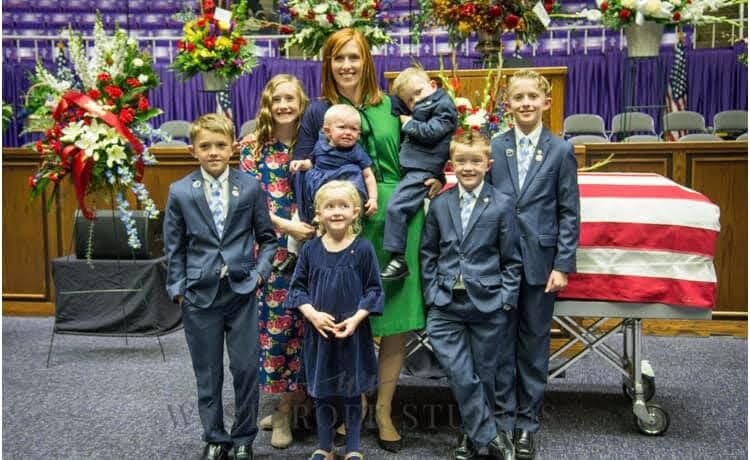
[
  {"x1": 383, "y1": 89, "x2": 457, "y2": 254},
  {"x1": 488, "y1": 128, "x2": 580, "y2": 433},
  {"x1": 421, "y1": 183, "x2": 522, "y2": 446},
  {"x1": 164, "y1": 167, "x2": 278, "y2": 447}
]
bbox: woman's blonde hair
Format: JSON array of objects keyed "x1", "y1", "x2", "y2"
[
  {"x1": 254, "y1": 74, "x2": 309, "y2": 150},
  {"x1": 313, "y1": 180, "x2": 363, "y2": 236},
  {"x1": 320, "y1": 28, "x2": 382, "y2": 107}
]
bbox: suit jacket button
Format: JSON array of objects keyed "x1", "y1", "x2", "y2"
[{"x1": 515, "y1": 207, "x2": 521, "y2": 214}]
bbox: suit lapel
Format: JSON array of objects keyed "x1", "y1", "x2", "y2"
[
  {"x1": 223, "y1": 168, "x2": 241, "y2": 235},
  {"x1": 462, "y1": 186, "x2": 490, "y2": 241},
  {"x1": 446, "y1": 187, "x2": 464, "y2": 239},
  {"x1": 502, "y1": 131, "x2": 521, "y2": 196},
  {"x1": 519, "y1": 128, "x2": 551, "y2": 200},
  {"x1": 190, "y1": 170, "x2": 220, "y2": 239}
]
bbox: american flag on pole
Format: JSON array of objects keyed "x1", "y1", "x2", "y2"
[
  {"x1": 54, "y1": 40, "x2": 75, "y2": 83},
  {"x1": 664, "y1": 31, "x2": 688, "y2": 141},
  {"x1": 216, "y1": 88, "x2": 233, "y2": 121}
]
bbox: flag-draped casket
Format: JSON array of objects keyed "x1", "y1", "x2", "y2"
[{"x1": 558, "y1": 173, "x2": 719, "y2": 309}]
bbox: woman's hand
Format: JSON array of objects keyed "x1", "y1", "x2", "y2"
[
  {"x1": 363, "y1": 198, "x2": 378, "y2": 216},
  {"x1": 299, "y1": 305, "x2": 337, "y2": 338},
  {"x1": 283, "y1": 219, "x2": 316, "y2": 241},
  {"x1": 424, "y1": 177, "x2": 444, "y2": 199}
]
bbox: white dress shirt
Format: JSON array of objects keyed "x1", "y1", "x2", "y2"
[
  {"x1": 200, "y1": 167, "x2": 229, "y2": 277},
  {"x1": 454, "y1": 181, "x2": 484, "y2": 290}
]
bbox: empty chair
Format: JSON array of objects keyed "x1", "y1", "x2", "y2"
[
  {"x1": 152, "y1": 140, "x2": 189, "y2": 147},
  {"x1": 623, "y1": 134, "x2": 661, "y2": 142},
  {"x1": 159, "y1": 120, "x2": 191, "y2": 142},
  {"x1": 737, "y1": 132, "x2": 748, "y2": 140},
  {"x1": 677, "y1": 133, "x2": 723, "y2": 142},
  {"x1": 567, "y1": 135, "x2": 609, "y2": 145},
  {"x1": 662, "y1": 111, "x2": 706, "y2": 138},
  {"x1": 712, "y1": 110, "x2": 748, "y2": 137},
  {"x1": 610, "y1": 112, "x2": 656, "y2": 141},
  {"x1": 239, "y1": 119, "x2": 257, "y2": 139},
  {"x1": 563, "y1": 114, "x2": 607, "y2": 138}
]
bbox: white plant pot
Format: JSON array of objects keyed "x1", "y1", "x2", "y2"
[
  {"x1": 201, "y1": 71, "x2": 229, "y2": 92},
  {"x1": 624, "y1": 22, "x2": 665, "y2": 58}
]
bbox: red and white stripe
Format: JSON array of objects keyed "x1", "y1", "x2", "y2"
[{"x1": 560, "y1": 173, "x2": 720, "y2": 309}]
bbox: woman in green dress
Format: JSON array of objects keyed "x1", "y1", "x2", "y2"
[{"x1": 293, "y1": 28, "x2": 442, "y2": 452}]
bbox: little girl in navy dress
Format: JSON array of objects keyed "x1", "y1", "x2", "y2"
[{"x1": 285, "y1": 180, "x2": 384, "y2": 460}]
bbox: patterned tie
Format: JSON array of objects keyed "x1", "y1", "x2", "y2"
[
  {"x1": 518, "y1": 136, "x2": 532, "y2": 188},
  {"x1": 461, "y1": 190, "x2": 475, "y2": 231},
  {"x1": 209, "y1": 179, "x2": 224, "y2": 236}
]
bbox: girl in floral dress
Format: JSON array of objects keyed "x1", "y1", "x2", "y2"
[{"x1": 239, "y1": 74, "x2": 316, "y2": 449}]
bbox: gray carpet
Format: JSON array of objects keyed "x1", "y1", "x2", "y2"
[{"x1": 2, "y1": 316, "x2": 747, "y2": 459}]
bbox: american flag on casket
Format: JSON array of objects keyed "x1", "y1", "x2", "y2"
[{"x1": 558, "y1": 173, "x2": 720, "y2": 309}]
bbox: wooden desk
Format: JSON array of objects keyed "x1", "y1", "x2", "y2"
[{"x1": 384, "y1": 67, "x2": 568, "y2": 136}]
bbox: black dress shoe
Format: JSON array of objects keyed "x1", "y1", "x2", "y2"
[
  {"x1": 487, "y1": 432, "x2": 515, "y2": 460},
  {"x1": 380, "y1": 255, "x2": 409, "y2": 281},
  {"x1": 514, "y1": 430, "x2": 535, "y2": 459},
  {"x1": 275, "y1": 253, "x2": 298, "y2": 274},
  {"x1": 452, "y1": 433, "x2": 478, "y2": 460},
  {"x1": 234, "y1": 444, "x2": 253, "y2": 460},
  {"x1": 203, "y1": 443, "x2": 229, "y2": 460}
]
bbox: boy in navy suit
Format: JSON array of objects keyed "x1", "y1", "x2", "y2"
[
  {"x1": 489, "y1": 70, "x2": 580, "y2": 459},
  {"x1": 380, "y1": 66, "x2": 458, "y2": 280},
  {"x1": 164, "y1": 114, "x2": 278, "y2": 460},
  {"x1": 421, "y1": 131, "x2": 522, "y2": 460}
]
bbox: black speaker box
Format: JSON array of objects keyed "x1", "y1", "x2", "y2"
[{"x1": 74, "y1": 210, "x2": 164, "y2": 259}]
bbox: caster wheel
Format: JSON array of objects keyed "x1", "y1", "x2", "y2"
[
  {"x1": 635, "y1": 403, "x2": 670, "y2": 436},
  {"x1": 622, "y1": 373, "x2": 655, "y2": 402}
]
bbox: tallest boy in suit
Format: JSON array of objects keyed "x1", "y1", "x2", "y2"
[
  {"x1": 488, "y1": 70, "x2": 580, "y2": 459},
  {"x1": 164, "y1": 114, "x2": 278, "y2": 460}
]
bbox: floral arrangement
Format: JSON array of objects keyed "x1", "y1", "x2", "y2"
[
  {"x1": 271, "y1": 0, "x2": 393, "y2": 56},
  {"x1": 436, "y1": 54, "x2": 513, "y2": 139},
  {"x1": 172, "y1": 0, "x2": 257, "y2": 81},
  {"x1": 27, "y1": 17, "x2": 163, "y2": 250},
  {"x1": 414, "y1": 0, "x2": 559, "y2": 45},
  {"x1": 576, "y1": 0, "x2": 745, "y2": 29},
  {"x1": 2, "y1": 102, "x2": 12, "y2": 132}
]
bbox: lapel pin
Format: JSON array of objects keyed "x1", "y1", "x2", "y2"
[
  {"x1": 192, "y1": 180, "x2": 201, "y2": 188},
  {"x1": 483, "y1": 197, "x2": 489, "y2": 203},
  {"x1": 505, "y1": 148, "x2": 514, "y2": 157},
  {"x1": 231, "y1": 186, "x2": 240, "y2": 197},
  {"x1": 535, "y1": 150, "x2": 544, "y2": 161}
]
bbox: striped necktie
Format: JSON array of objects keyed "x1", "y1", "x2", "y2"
[
  {"x1": 518, "y1": 136, "x2": 533, "y2": 187},
  {"x1": 209, "y1": 179, "x2": 224, "y2": 236},
  {"x1": 461, "y1": 190, "x2": 475, "y2": 231}
]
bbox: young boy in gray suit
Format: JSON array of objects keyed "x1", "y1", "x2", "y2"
[
  {"x1": 164, "y1": 114, "x2": 278, "y2": 460},
  {"x1": 380, "y1": 66, "x2": 458, "y2": 280},
  {"x1": 421, "y1": 131, "x2": 522, "y2": 460},
  {"x1": 489, "y1": 70, "x2": 580, "y2": 460}
]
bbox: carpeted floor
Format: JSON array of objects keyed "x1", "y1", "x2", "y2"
[{"x1": 2, "y1": 316, "x2": 747, "y2": 459}]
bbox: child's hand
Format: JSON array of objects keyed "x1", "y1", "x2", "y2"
[
  {"x1": 363, "y1": 198, "x2": 378, "y2": 216},
  {"x1": 303, "y1": 307, "x2": 337, "y2": 338},
  {"x1": 424, "y1": 177, "x2": 444, "y2": 199},
  {"x1": 333, "y1": 316, "x2": 362, "y2": 338},
  {"x1": 545, "y1": 270, "x2": 568, "y2": 293},
  {"x1": 289, "y1": 159, "x2": 312, "y2": 173},
  {"x1": 333, "y1": 310, "x2": 369, "y2": 338}
]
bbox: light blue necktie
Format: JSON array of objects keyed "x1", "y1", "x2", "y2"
[
  {"x1": 461, "y1": 190, "x2": 475, "y2": 231},
  {"x1": 518, "y1": 136, "x2": 533, "y2": 188},
  {"x1": 209, "y1": 179, "x2": 224, "y2": 236}
]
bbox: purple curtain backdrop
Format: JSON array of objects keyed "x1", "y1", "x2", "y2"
[{"x1": 4, "y1": 47, "x2": 746, "y2": 147}]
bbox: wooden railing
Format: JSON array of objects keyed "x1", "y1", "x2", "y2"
[{"x1": 3, "y1": 141, "x2": 746, "y2": 328}]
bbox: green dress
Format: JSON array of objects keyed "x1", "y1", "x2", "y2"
[{"x1": 350, "y1": 95, "x2": 426, "y2": 336}]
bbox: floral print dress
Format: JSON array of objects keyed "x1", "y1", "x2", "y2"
[{"x1": 240, "y1": 134, "x2": 304, "y2": 393}]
